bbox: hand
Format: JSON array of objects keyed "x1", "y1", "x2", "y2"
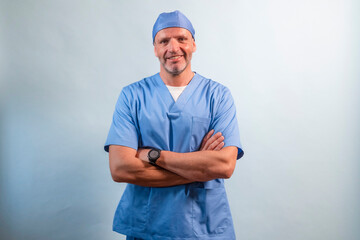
[{"x1": 199, "y1": 129, "x2": 224, "y2": 151}]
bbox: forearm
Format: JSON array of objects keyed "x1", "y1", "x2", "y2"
[
  {"x1": 155, "y1": 146, "x2": 237, "y2": 182},
  {"x1": 113, "y1": 162, "x2": 192, "y2": 187},
  {"x1": 109, "y1": 146, "x2": 193, "y2": 187}
]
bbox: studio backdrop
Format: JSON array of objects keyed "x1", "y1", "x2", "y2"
[{"x1": 1, "y1": 0, "x2": 359, "y2": 240}]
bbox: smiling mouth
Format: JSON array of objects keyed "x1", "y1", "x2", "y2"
[{"x1": 167, "y1": 55, "x2": 183, "y2": 60}]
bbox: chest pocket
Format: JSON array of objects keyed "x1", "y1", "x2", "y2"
[{"x1": 190, "y1": 116, "x2": 211, "y2": 152}]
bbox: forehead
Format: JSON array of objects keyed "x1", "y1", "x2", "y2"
[{"x1": 154, "y1": 27, "x2": 193, "y2": 40}]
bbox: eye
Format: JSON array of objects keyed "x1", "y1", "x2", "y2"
[{"x1": 160, "y1": 39, "x2": 168, "y2": 44}]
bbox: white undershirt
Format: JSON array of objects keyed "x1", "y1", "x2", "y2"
[{"x1": 166, "y1": 85, "x2": 187, "y2": 102}]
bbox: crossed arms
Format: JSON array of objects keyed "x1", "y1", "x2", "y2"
[{"x1": 109, "y1": 130, "x2": 238, "y2": 187}]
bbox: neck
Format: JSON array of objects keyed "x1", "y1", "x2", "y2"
[{"x1": 159, "y1": 66, "x2": 195, "y2": 87}]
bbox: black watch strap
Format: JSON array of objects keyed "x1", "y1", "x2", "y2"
[{"x1": 148, "y1": 148, "x2": 161, "y2": 166}]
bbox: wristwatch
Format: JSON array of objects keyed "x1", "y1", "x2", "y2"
[{"x1": 148, "y1": 148, "x2": 161, "y2": 166}]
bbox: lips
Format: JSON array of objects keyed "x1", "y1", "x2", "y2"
[{"x1": 166, "y1": 55, "x2": 183, "y2": 61}]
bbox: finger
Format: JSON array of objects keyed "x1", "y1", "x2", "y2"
[
  {"x1": 203, "y1": 129, "x2": 214, "y2": 143},
  {"x1": 214, "y1": 141, "x2": 225, "y2": 151},
  {"x1": 202, "y1": 132, "x2": 221, "y2": 150},
  {"x1": 204, "y1": 132, "x2": 223, "y2": 150},
  {"x1": 200, "y1": 129, "x2": 214, "y2": 150},
  {"x1": 208, "y1": 135, "x2": 224, "y2": 150},
  {"x1": 205, "y1": 132, "x2": 222, "y2": 150}
]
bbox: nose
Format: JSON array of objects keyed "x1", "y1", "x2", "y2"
[{"x1": 168, "y1": 38, "x2": 180, "y2": 53}]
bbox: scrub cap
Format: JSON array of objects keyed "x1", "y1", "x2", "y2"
[{"x1": 152, "y1": 10, "x2": 195, "y2": 43}]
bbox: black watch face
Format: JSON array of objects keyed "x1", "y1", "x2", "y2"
[{"x1": 149, "y1": 149, "x2": 160, "y2": 159}]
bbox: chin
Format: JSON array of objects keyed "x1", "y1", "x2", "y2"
[
  {"x1": 165, "y1": 64, "x2": 188, "y2": 75},
  {"x1": 167, "y1": 68, "x2": 185, "y2": 75}
]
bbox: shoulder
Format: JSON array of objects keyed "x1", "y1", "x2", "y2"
[
  {"x1": 118, "y1": 73, "x2": 160, "y2": 102},
  {"x1": 196, "y1": 73, "x2": 231, "y2": 97},
  {"x1": 122, "y1": 73, "x2": 158, "y2": 94},
  {"x1": 114, "y1": 73, "x2": 158, "y2": 106}
]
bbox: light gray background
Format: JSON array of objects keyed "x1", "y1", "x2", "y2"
[{"x1": 1, "y1": 0, "x2": 359, "y2": 240}]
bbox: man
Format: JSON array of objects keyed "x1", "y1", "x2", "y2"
[{"x1": 104, "y1": 10, "x2": 244, "y2": 240}]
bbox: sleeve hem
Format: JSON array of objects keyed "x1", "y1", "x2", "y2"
[
  {"x1": 104, "y1": 141, "x2": 138, "y2": 152},
  {"x1": 237, "y1": 148, "x2": 244, "y2": 160}
]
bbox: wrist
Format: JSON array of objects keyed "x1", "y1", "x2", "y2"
[
  {"x1": 148, "y1": 148, "x2": 161, "y2": 166},
  {"x1": 155, "y1": 150, "x2": 171, "y2": 168},
  {"x1": 138, "y1": 148, "x2": 151, "y2": 162}
]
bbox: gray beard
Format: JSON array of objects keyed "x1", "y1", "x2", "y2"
[{"x1": 163, "y1": 62, "x2": 188, "y2": 76}]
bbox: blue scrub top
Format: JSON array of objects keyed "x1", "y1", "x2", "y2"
[{"x1": 105, "y1": 73, "x2": 244, "y2": 240}]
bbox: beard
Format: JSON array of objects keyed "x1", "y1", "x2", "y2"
[
  {"x1": 163, "y1": 62, "x2": 188, "y2": 75},
  {"x1": 161, "y1": 55, "x2": 191, "y2": 76}
]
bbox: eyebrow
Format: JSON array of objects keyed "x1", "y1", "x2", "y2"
[{"x1": 157, "y1": 35, "x2": 189, "y2": 42}]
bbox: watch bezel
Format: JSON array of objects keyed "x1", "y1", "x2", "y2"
[{"x1": 148, "y1": 148, "x2": 161, "y2": 166}]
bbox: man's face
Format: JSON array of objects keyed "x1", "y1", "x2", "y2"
[{"x1": 154, "y1": 27, "x2": 196, "y2": 76}]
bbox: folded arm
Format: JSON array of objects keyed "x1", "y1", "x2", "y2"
[
  {"x1": 109, "y1": 145, "x2": 192, "y2": 187},
  {"x1": 138, "y1": 145, "x2": 237, "y2": 182},
  {"x1": 109, "y1": 130, "x2": 226, "y2": 187}
]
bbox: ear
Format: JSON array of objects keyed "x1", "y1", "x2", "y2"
[
  {"x1": 154, "y1": 45, "x2": 158, "y2": 58},
  {"x1": 192, "y1": 40, "x2": 197, "y2": 53}
]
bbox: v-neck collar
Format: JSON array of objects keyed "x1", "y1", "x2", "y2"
[{"x1": 152, "y1": 72, "x2": 200, "y2": 113}]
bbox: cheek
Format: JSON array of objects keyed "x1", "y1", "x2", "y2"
[
  {"x1": 157, "y1": 49, "x2": 166, "y2": 58},
  {"x1": 154, "y1": 49, "x2": 160, "y2": 58},
  {"x1": 183, "y1": 45, "x2": 194, "y2": 54},
  {"x1": 154, "y1": 47, "x2": 164, "y2": 58}
]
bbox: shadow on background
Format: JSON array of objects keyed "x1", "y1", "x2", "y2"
[{"x1": 0, "y1": 106, "x2": 14, "y2": 239}]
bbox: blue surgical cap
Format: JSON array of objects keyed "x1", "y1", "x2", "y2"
[{"x1": 152, "y1": 10, "x2": 195, "y2": 43}]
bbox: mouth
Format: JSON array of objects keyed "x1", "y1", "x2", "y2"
[{"x1": 166, "y1": 55, "x2": 183, "y2": 61}]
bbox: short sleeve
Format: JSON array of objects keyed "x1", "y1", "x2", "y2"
[
  {"x1": 210, "y1": 87, "x2": 244, "y2": 159},
  {"x1": 104, "y1": 89, "x2": 139, "y2": 152}
]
